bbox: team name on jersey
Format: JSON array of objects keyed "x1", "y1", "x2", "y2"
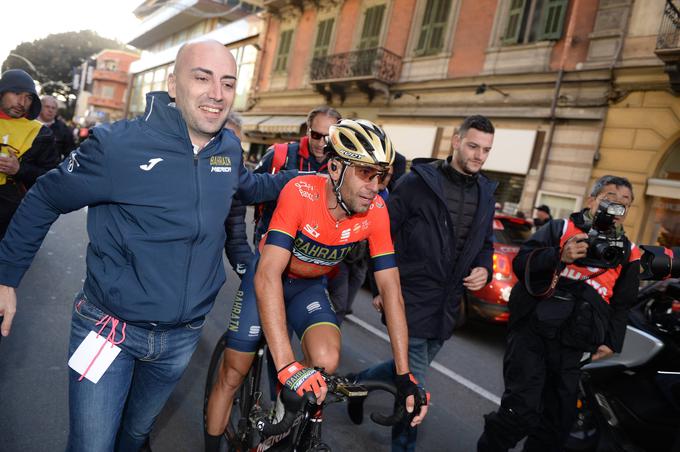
[{"x1": 293, "y1": 234, "x2": 354, "y2": 266}]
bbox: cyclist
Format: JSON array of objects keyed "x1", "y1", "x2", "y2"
[
  {"x1": 204, "y1": 119, "x2": 429, "y2": 450},
  {"x1": 253, "y1": 106, "x2": 341, "y2": 245}
]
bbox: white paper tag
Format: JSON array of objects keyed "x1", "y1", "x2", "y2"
[{"x1": 68, "y1": 331, "x2": 121, "y2": 384}]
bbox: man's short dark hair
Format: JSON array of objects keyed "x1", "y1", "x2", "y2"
[
  {"x1": 306, "y1": 106, "x2": 342, "y2": 129},
  {"x1": 590, "y1": 175, "x2": 635, "y2": 201},
  {"x1": 458, "y1": 115, "x2": 495, "y2": 137}
]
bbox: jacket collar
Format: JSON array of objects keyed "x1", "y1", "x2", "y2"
[
  {"x1": 412, "y1": 158, "x2": 497, "y2": 204},
  {"x1": 142, "y1": 91, "x2": 220, "y2": 148}
]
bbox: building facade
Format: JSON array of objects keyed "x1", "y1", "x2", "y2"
[
  {"x1": 594, "y1": 0, "x2": 680, "y2": 246},
  {"x1": 73, "y1": 49, "x2": 139, "y2": 125},
  {"x1": 244, "y1": 0, "x2": 678, "y2": 244},
  {"x1": 126, "y1": 0, "x2": 263, "y2": 127}
]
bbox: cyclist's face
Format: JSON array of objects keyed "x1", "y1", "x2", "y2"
[
  {"x1": 339, "y1": 162, "x2": 384, "y2": 213},
  {"x1": 307, "y1": 114, "x2": 337, "y2": 163}
]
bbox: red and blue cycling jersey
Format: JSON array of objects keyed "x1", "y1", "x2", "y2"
[{"x1": 261, "y1": 175, "x2": 396, "y2": 278}]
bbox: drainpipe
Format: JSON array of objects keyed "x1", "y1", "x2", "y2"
[
  {"x1": 592, "y1": 3, "x2": 633, "y2": 164},
  {"x1": 531, "y1": 0, "x2": 581, "y2": 208}
]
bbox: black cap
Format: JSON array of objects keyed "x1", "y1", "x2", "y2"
[
  {"x1": 535, "y1": 204, "x2": 552, "y2": 216},
  {"x1": 0, "y1": 69, "x2": 41, "y2": 120}
]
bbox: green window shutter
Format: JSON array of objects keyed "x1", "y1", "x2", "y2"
[
  {"x1": 415, "y1": 0, "x2": 451, "y2": 55},
  {"x1": 359, "y1": 4, "x2": 386, "y2": 49},
  {"x1": 538, "y1": 0, "x2": 568, "y2": 41},
  {"x1": 314, "y1": 19, "x2": 334, "y2": 57},
  {"x1": 274, "y1": 29, "x2": 293, "y2": 72},
  {"x1": 415, "y1": 0, "x2": 436, "y2": 54},
  {"x1": 502, "y1": 0, "x2": 526, "y2": 44}
]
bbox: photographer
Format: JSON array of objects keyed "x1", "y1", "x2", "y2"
[{"x1": 478, "y1": 175, "x2": 641, "y2": 452}]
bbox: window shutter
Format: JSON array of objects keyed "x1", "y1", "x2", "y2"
[
  {"x1": 313, "y1": 19, "x2": 334, "y2": 57},
  {"x1": 359, "y1": 4, "x2": 386, "y2": 49},
  {"x1": 538, "y1": 0, "x2": 568, "y2": 41},
  {"x1": 502, "y1": 0, "x2": 526, "y2": 44},
  {"x1": 274, "y1": 29, "x2": 293, "y2": 72},
  {"x1": 415, "y1": 0, "x2": 436, "y2": 54},
  {"x1": 415, "y1": 0, "x2": 451, "y2": 55}
]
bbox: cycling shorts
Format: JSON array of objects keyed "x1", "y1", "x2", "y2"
[{"x1": 226, "y1": 255, "x2": 339, "y2": 353}]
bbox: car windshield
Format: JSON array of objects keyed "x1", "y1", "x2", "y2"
[{"x1": 494, "y1": 218, "x2": 532, "y2": 245}]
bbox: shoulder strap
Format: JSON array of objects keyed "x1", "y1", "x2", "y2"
[{"x1": 271, "y1": 143, "x2": 290, "y2": 174}]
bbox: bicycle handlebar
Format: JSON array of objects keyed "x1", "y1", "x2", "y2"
[{"x1": 251, "y1": 372, "x2": 412, "y2": 437}]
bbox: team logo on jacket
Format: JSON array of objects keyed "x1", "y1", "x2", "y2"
[
  {"x1": 140, "y1": 158, "x2": 163, "y2": 171},
  {"x1": 210, "y1": 156, "x2": 232, "y2": 173}
]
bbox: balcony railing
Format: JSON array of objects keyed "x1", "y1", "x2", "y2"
[
  {"x1": 657, "y1": 0, "x2": 680, "y2": 52},
  {"x1": 655, "y1": 1, "x2": 680, "y2": 94},
  {"x1": 310, "y1": 47, "x2": 402, "y2": 85}
]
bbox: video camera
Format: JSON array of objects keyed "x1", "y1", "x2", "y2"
[
  {"x1": 576, "y1": 200, "x2": 628, "y2": 269},
  {"x1": 640, "y1": 245, "x2": 680, "y2": 280}
]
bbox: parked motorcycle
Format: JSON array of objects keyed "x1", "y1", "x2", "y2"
[{"x1": 567, "y1": 277, "x2": 680, "y2": 451}]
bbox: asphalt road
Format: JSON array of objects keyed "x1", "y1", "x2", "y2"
[{"x1": 0, "y1": 208, "x2": 512, "y2": 452}]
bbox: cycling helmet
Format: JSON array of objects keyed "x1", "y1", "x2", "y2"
[{"x1": 328, "y1": 119, "x2": 395, "y2": 167}]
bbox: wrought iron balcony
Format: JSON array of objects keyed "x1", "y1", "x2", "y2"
[
  {"x1": 655, "y1": 0, "x2": 680, "y2": 94},
  {"x1": 657, "y1": 0, "x2": 680, "y2": 53},
  {"x1": 310, "y1": 47, "x2": 402, "y2": 85}
]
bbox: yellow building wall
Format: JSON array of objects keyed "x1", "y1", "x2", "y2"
[{"x1": 594, "y1": 90, "x2": 680, "y2": 242}]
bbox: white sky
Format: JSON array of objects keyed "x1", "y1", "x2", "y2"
[{"x1": 2, "y1": 0, "x2": 143, "y2": 67}]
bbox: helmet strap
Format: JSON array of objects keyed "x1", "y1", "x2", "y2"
[{"x1": 330, "y1": 161, "x2": 354, "y2": 216}]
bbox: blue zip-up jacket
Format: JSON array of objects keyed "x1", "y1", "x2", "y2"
[
  {"x1": 389, "y1": 158, "x2": 497, "y2": 340},
  {"x1": 0, "y1": 92, "x2": 296, "y2": 325}
]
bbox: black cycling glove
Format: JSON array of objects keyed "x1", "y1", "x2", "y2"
[{"x1": 395, "y1": 372, "x2": 429, "y2": 423}]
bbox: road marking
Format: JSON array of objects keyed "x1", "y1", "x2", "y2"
[{"x1": 346, "y1": 314, "x2": 501, "y2": 406}]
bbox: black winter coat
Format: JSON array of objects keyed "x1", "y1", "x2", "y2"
[
  {"x1": 389, "y1": 159, "x2": 497, "y2": 340},
  {"x1": 508, "y1": 211, "x2": 640, "y2": 352}
]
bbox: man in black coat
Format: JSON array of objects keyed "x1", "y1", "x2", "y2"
[
  {"x1": 0, "y1": 70, "x2": 59, "y2": 238},
  {"x1": 477, "y1": 175, "x2": 640, "y2": 452},
  {"x1": 350, "y1": 115, "x2": 498, "y2": 451},
  {"x1": 38, "y1": 95, "x2": 75, "y2": 160}
]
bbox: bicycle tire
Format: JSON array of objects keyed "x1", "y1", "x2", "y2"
[{"x1": 204, "y1": 334, "x2": 254, "y2": 452}]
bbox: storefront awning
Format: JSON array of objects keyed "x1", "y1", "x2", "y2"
[
  {"x1": 257, "y1": 116, "x2": 307, "y2": 135},
  {"x1": 239, "y1": 115, "x2": 272, "y2": 132}
]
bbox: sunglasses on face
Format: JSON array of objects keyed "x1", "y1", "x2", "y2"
[
  {"x1": 350, "y1": 163, "x2": 389, "y2": 184},
  {"x1": 309, "y1": 129, "x2": 328, "y2": 140}
]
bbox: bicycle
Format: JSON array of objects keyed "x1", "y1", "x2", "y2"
[{"x1": 204, "y1": 334, "x2": 403, "y2": 451}]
